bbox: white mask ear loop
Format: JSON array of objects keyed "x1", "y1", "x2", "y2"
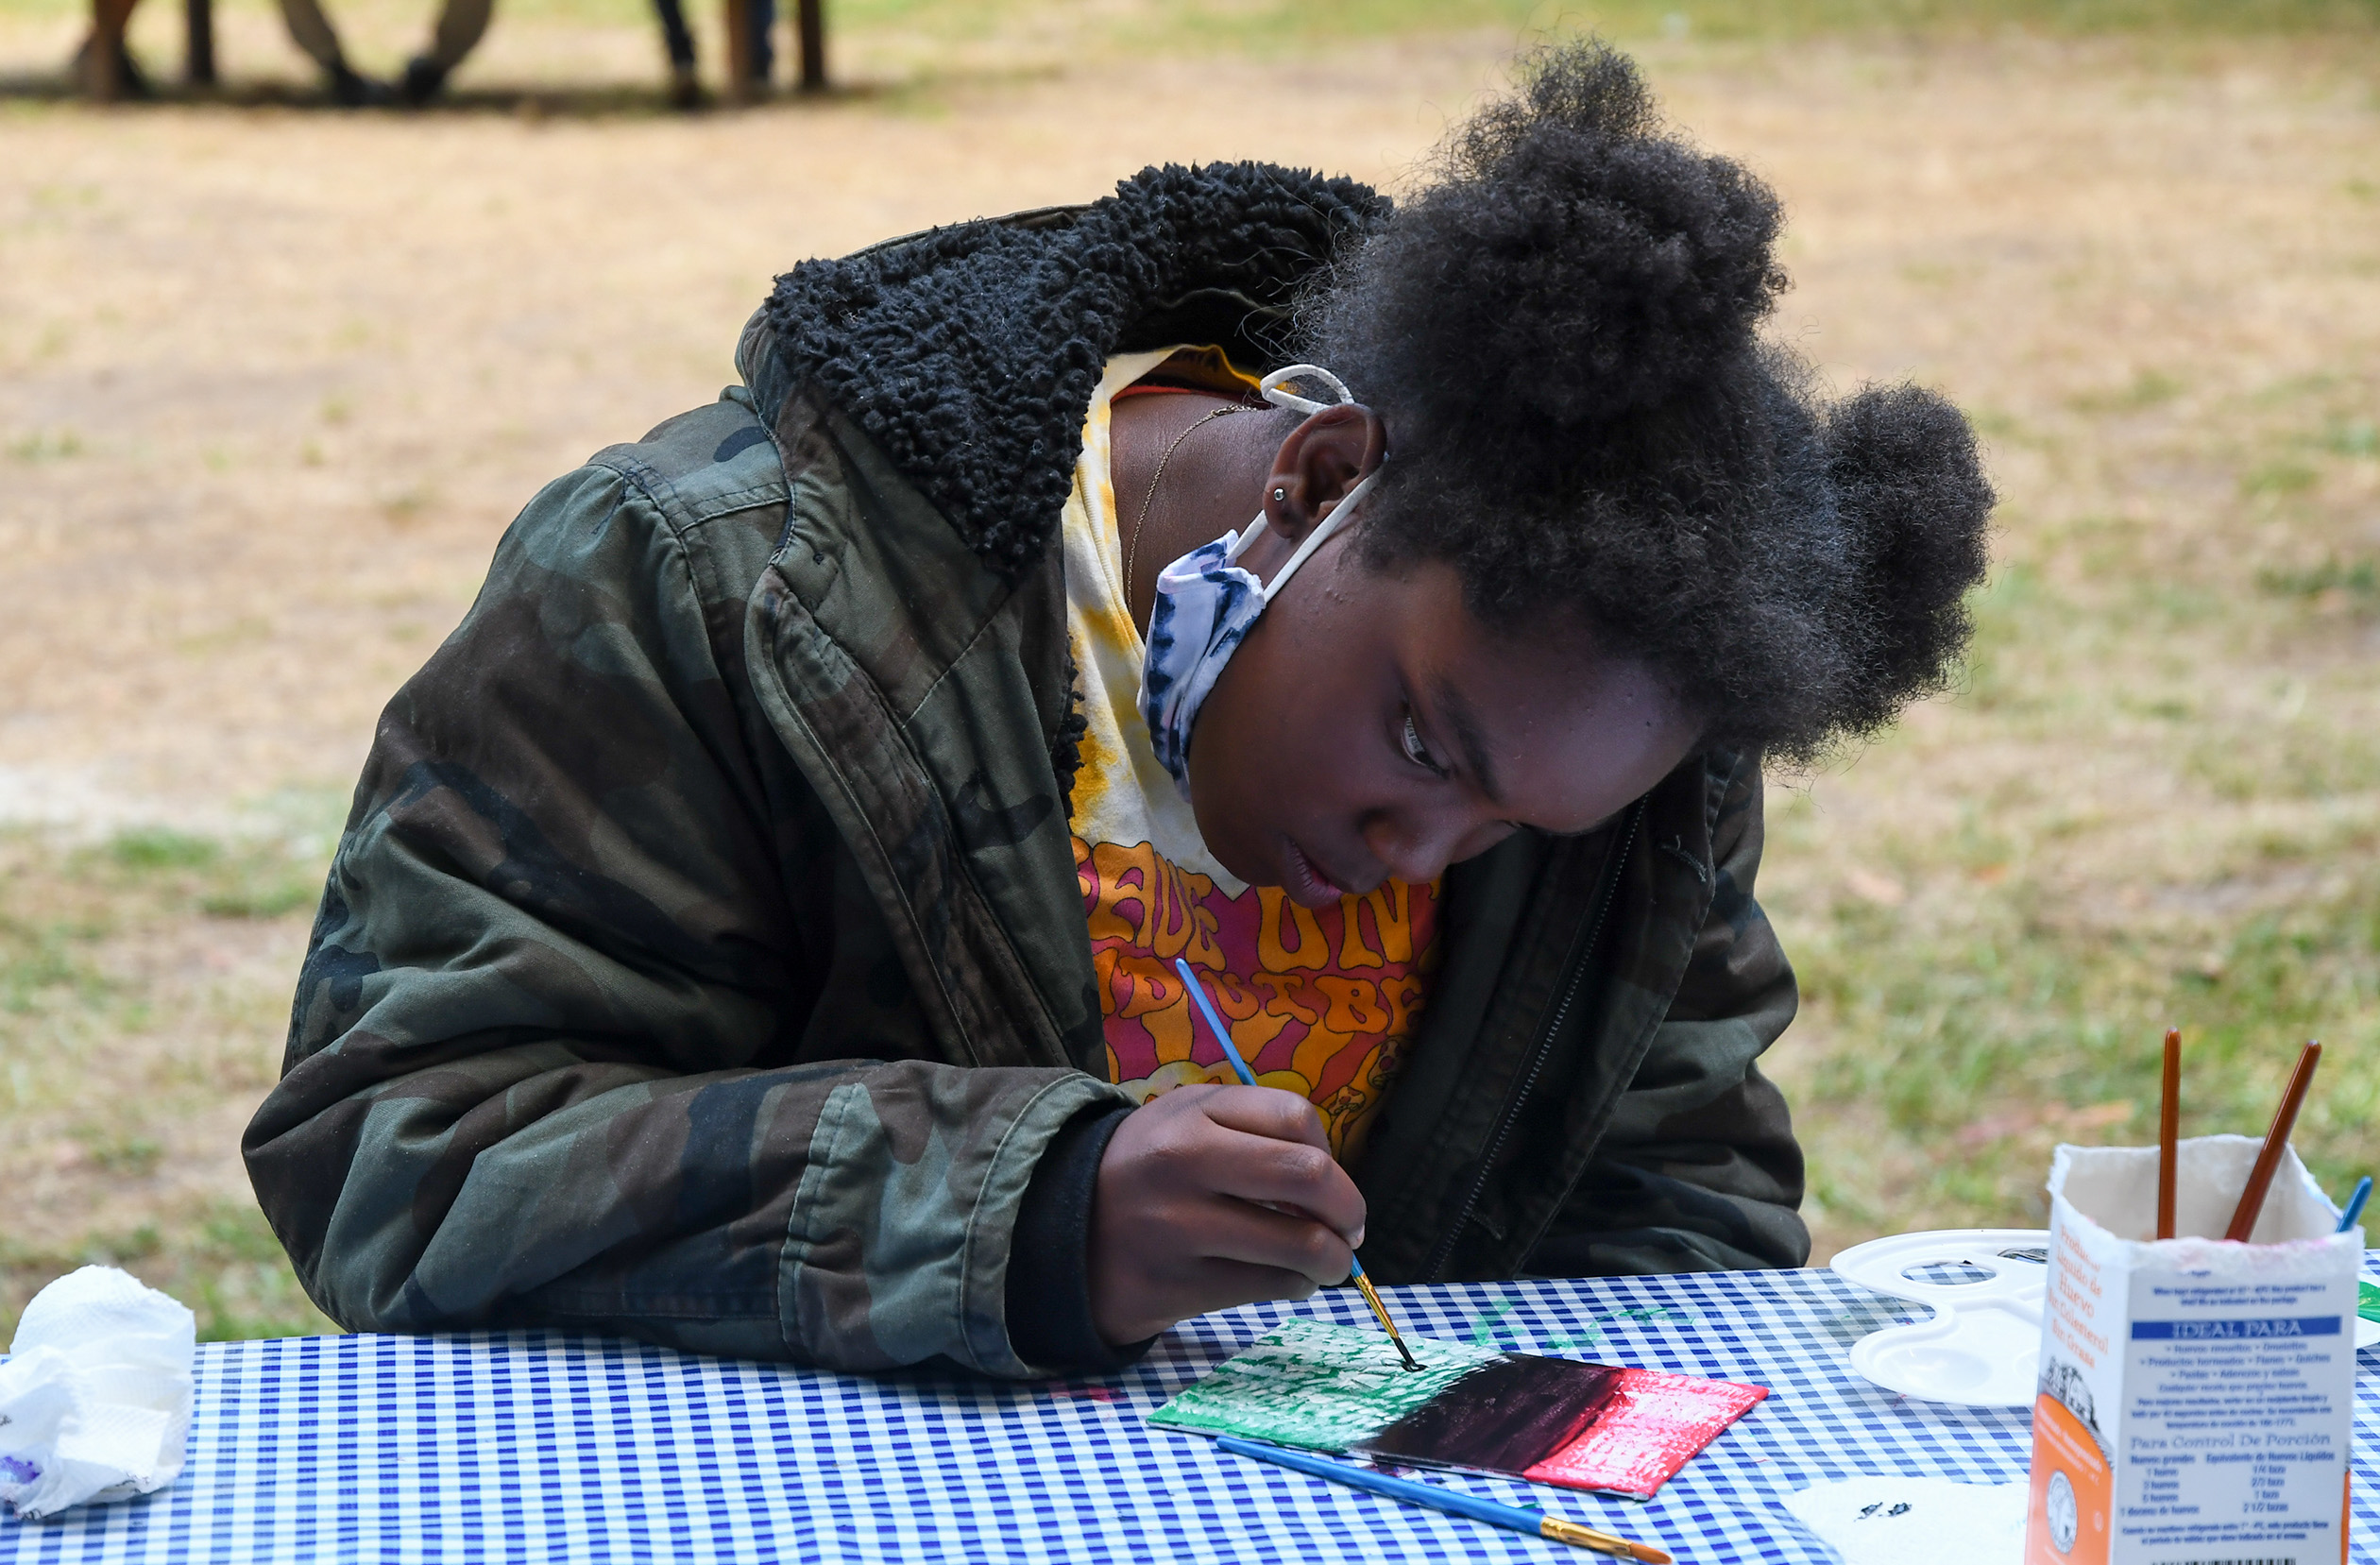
[
  {"x1": 1225, "y1": 364, "x2": 1385, "y2": 594},
  {"x1": 1256, "y1": 363, "x2": 1355, "y2": 416}
]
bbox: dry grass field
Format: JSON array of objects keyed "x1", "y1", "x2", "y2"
[{"x1": 1, "y1": 0, "x2": 2375, "y2": 1340}]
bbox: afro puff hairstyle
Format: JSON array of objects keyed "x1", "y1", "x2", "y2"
[{"x1": 1303, "y1": 40, "x2": 1994, "y2": 762}]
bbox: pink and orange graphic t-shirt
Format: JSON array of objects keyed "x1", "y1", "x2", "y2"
[{"x1": 1062, "y1": 347, "x2": 1441, "y2": 1163}]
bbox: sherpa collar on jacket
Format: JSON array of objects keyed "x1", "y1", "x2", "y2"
[{"x1": 734, "y1": 162, "x2": 1388, "y2": 582}]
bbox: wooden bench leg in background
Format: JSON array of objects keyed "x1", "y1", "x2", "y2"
[
  {"x1": 184, "y1": 0, "x2": 214, "y2": 86},
  {"x1": 796, "y1": 0, "x2": 823, "y2": 93}
]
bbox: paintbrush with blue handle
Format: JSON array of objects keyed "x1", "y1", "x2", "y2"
[
  {"x1": 2338, "y1": 1175, "x2": 2372, "y2": 1233},
  {"x1": 1216, "y1": 1437, "x2": 1673, "y2": 1561},
  {"x1": 1172, "y1": 956, "x2": 1422, "y2": 1371}
]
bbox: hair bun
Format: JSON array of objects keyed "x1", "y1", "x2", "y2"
[
  {"x1": 1324, "y1": 43, "x2": 1786, "y2": 434},
  {"x1": 1824, "y1": 384, "x2": 1997, "y2": 732}
]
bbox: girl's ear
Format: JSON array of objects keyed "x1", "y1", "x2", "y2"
[{"x1": 1261, "y1": 403, "x2": 1388, "y2": 545}]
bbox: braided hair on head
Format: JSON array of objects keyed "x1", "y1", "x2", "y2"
[{"x1": 1306, "y1": 39, "x2": 1993, "y2": 762}]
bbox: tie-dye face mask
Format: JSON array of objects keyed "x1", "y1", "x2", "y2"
[{"x1": 1137, "y1": 365, "x2": 1386, "y2": 802}]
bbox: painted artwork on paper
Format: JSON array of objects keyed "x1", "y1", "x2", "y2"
[
  {"x1": 1149, "y1": 1319, "x2": 1767, "y2": 1499},
  {"x1": 1148, "y1": 1319, "x2": 1502, "y2": 1450}
]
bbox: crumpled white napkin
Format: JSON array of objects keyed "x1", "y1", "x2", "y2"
[
  {"x1": 0, "y1": 1266, "x2": 196, "y2": 1520},
  {"x1": 1781, "y1": 1474, "x2": 2027, "y2": 1565}
]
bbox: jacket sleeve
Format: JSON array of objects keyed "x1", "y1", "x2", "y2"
[
  {"x1": 242, "y1": 461, "x2": 1125, "y2": 1376},
  {"x1": 1525, "y1": 761, "x2": 1811, "y2": 1276}
]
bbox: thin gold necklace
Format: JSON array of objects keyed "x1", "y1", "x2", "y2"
[{"x1": 1125, "y1": 402, "x2": 1240, "y2": 604}]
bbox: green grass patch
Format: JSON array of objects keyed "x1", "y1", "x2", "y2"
[
  {"x1": 0, "y1": 1201, "x2": 337, "y2": 1344},
  {"x1": 1, "y1": 824, "x2": 326, "y2": 1114},
  {"x1": 1, "y1": 828, "x2": 334, "y2": 1343},
  {"x1": 2259, "y1": 556, "x2": 2379, "y2": 600},
  {"x1": 75, "y1": 1126, "x2": 165, "y2": 1175},
  {"x1": 2069, "y1": 369, "x2": 2184, "y2": 414},
  {"x1": 5, "y1": 431, "x2": 84, "y2": 463},
  {"x1": 109, "y1": 826, "x2": 220, "y2": 871},
  {"x1": 94, "y1": 825, "x2": 325, "y2": 920},
  {"x1": 2323, "y1": 418, "x2": 2378, "y2": 456},
  {"x1": 1957, "y1": 561, "x2": 2082, "y2": 717},
  {"x1": 2241, "y1": 458, "x2": 2321, "y2": 497},
  {"x1": 0, "y1": 873, "x2": 113, "y2": 1027},
  {"x1": 1789, "y1": 852, "x2": 2380, "y2": 1232}
]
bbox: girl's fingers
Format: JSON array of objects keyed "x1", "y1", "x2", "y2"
[
  {"x1": 1200, "y1": 1128, "x2": 1367, "y2": 1238},
  {"x1": 1196, "y1": 1083, "x2": 1333, "y2": 1150},
  {"x1": 1189, "y1": 1199, "x2": 1355, "y2": 1287}
]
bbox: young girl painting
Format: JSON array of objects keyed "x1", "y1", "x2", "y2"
[{"x1": 246, "y1": 41, "x2": 1991, "y2": 1373}]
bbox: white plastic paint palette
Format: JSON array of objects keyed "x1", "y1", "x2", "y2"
[
  {"x1": 1830, "y1": 1229, "x2": 2053, "y2": 1407},
  {"x1": 1835, "y1": 1228, "x2": 2380, "y2": 1408}
]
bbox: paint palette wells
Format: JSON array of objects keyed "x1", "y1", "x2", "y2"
[
  {"x1": 1149, "y1": 1319, "x2": 1766, "y2": 1499},
  {"x1": 1829, "y1": 1228, "x2": 2052, "y2": 1407}
]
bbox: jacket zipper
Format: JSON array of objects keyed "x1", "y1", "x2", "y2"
[{"x1": 1423, "y1": 802, "x2": 1644, "y2": 1283}]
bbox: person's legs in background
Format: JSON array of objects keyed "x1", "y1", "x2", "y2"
[
  {"x1": 400, "y1": 0, "x2": 493, "y2": 103},
  {"x1": 69, "y1": 18, "x2": 152, "y2": 97},
  {"x1": 276, "y1": 0, "x2": 382, "y2": 103},
  {"x1": 748, "y1": 0, "x2": 773, "y2": 88},
  {"x1": 652, "y1": 0, "x2": 699, "y2": 107}
]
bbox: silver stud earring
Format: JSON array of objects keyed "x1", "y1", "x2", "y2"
[{"x1": 1271, "y1": 487, "x2": 1286, "y2": 502}]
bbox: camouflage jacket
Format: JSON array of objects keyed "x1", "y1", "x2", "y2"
[{"x1": 246, "y1": 163, "x2": 1807, "y2": 1379}]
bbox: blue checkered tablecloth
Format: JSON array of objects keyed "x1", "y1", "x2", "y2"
[{"x1": 6, "y1": 1262, "x2": 2376, "y2": 1563}]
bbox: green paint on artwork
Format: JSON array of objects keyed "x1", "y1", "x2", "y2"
[
  {"x1": 2358, "y1": 1280, "x2": 2380, "y2": 1323},
  {"x1": 1148, "y1": 1318, "x2": 1502, "y2": 1451}
]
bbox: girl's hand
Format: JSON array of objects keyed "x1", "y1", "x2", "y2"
[{"x1": 1085, "y1": 1083, "x2": 1365, "y2": 1346}]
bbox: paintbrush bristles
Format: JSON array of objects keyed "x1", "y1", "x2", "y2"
[
  {"x1": 2223, "y1": 1040, "x2": 2321, "y2": 1243},
  {"x1": 2157, "y1": 1028, "x2": 2182, "y2": 1240},
  {"x1": 1540, "y1": 1516, "x2": 1674, "y2": 1561},
  {"x1": 1352, "y1": 1273, "x2": 1421, "y2": 1371}
]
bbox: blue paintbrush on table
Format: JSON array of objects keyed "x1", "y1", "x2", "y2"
[
  {"x1": 1216, "y1": 1437, "x2": 1673, "y2": 1561},
  {"x1": 1172, "y1": 957, "x2": 1421, "y2": 1371}
]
